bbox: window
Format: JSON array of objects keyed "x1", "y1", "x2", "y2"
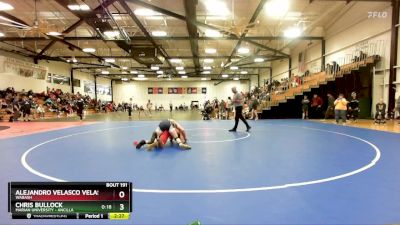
[
  {"x1": 73, "y1": 79, "x2": 81, "y2": 87},
  {"x1": 46, "y1": 73, "x2": 52, "y2": 83},
  {"x1": 52, "y1": 74, "x2": 70, "y2": 86}
]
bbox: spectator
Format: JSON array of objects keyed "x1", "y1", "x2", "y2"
[
  {"x1": 325, "y1": 94, "x2": 335, "y2": 119},
  {"x1": 334, "y1": 93, "x2": 347, "y2": 124},
  {"x1": 311, "y1": 94, "x2": 323, "y2": 119},
  {"x1": 348, "y1": 92, "x2": 360, "y2": 122},
  {"x1": 396, "y1": 96, "x2": 400, "y2": 124},
  {"x1": 37, "y1": 104, "x2": 45, "y2": 118},
  {"x1": 302, "y1": 95, "x2": 310, "y2": 119},
  {"x1": 374, "y1": 98, "x2": 386, "y2": 124},
  {"x1": 249, "y1": 95, "x2": 259, "y2": 120}
]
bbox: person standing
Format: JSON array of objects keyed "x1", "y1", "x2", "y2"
[
  {"x1": 249, "y1": 95, "x2": 259, "y2": 120},
  {"x1": 21, "y1": 96, "x2": 32, "y2": 122},
  {"x1": 324, "y1": 94, "x2": 335, "y2": 119},
  {"x1": 229, "y1": 87, "x2": 251, "y2": 132},
  {"x1": 76, "y1": 97, "x2": 84, "y2": 120},
  {"x1": 128, "y1": 98, "x2": 133, "y2": 118},
  {"x1": 396, "y1": 96, "x2": 400, "y2": 124},
  {"x1": 301, "y1": 95, "x2": 310, "y2": 119},
  {"x1": 146, "y1": 99, "x2": 152, "y2": 117},
  {"x1": 334, "y1": 93, "x2": 348, "y2": 124},
  {"x1": 169, "y1": 102, "x2": 173, "y2": 113},
  {"x1": 227, "y1": 97, "x2": 233, "y2": 119},
  {"x1": 348, "y1": 92, "x2": 360, "y2": 122},
  {"x1": 310, "y1": 94, "x2": 323, "y2": 119}
]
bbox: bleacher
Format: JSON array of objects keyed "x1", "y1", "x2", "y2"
[
  {"x1": 0, "y1": 93, "x2": 98, "y2": 122},
  {"x1": 261, "y1": 55, "x2": 380, "y2": 117}
]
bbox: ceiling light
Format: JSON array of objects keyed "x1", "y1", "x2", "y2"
[
  {"x1": 122, "y1": 71, "x2": 127, "y2": 74},
  {"x1": 230, "y1": 66, "x2": 238, "y2": 70},
  {"x1": 104, "y1": 30, "x2": 119, "y2": 38},
  {"x1": 265, "y1": 0, "x2": 289, "y2": 18},
  {"x1": 134, "y1": 8, "x2": 159, "y2": 16},
  {"x1": 205, "y1": 48, "x2": 217, "y2": 54},
  {"x1": 82, "y1": 48, "x2": 95, "y2": 53},
  {"x1": 170, "y1": 58, "x2": 182, "y2": 63},
  {"x1": 138, "y1": 74, "x2": 145, "y2": 78},
  {"x1": 254, "y1": 58, "x2": 264, "y2": 62},
  {"x1": 0, "y1": 2, "x2": 14, "y2": 11},
  {"x1": 204, "y1": 58, "x2": 214, "y2": 63},
  {"x1": 67, "y1": 4, "x2": 80, "y2": 10},
  {"x1": 101, "y1": 71, "x2": 109, "y2": 74},
  {"x1": 202, "y1": 71, "x2": 211, "y2": 74},
  {"x1": 0, "y1": 32, "x2": 4, "y2": 37},
  {"x1": 156, "y1": 70, "x2": 163, "y2": 74},
  {"x1": 201, "y1": 77, "x2": 208, "y2": 81},
  {"x1": 47, "y1": 31, "x2": 62, "y2": 36},
  {"x1": 176, "y1": 66, "x2": 184, "y2": 70},
  {"x1": 105, "y1": 58, "x2": 115, "y2": 63},
  {"x1": 233, "y1": 77, "x2": 240, "y2": 81},
  {"x1": 68, "y1": 4, "x2": 89, "y2": 11},
  {"x1": 121, "y1": 78, "x2": 128, "y2": 81},
  {"x1": 121, "y1": 66, "x2": 128, "y2": 70},
  {"x1": 237, "y1": 47, "x2": 250, "y2": 54},
  {"x1": 240, "y1": 71, "x2": 248, "y2": 74},
  {"x1": 284, "y1": 26, "x2": 301, "y2": 38},
  {"x1": 135, "y1": 77, "x2": 148, "y2": 81},
  {"x1": 204, "y1": 0, "x2": 229, "y2": 16},
  {"x1": 181, "y1": 75, "x2": 188, "y2": 79},
  {"x1": 72, "y1": 58, "x2": 77, "y2": 63},
  {"x1": 66, "y1": 59, "x2": 71, "y2": 63},
  {"x1": 205, "y1": 29, "x2": 222, "y2": 37},
  {"x1": 151, "y1": 66, "x2": 159, "y2": 70},
  {"x1": 203, "y1": 66, "x2": 212, "y2": 70},
  {"x1": 222, "y1": 74, "x2": 229, "y2": 78},
  {"x1": 151, "y1": 31, "x2": 167, "y2": 36},
  {"x1": 130, "y1": 70, "x2": 138, "y2": 74},
  {"x1": 178, "y1": 71, "x2": 186, "y2": 74},
  {"x1": 79, "y1": 4, "x2": 90, "y2": 11}
]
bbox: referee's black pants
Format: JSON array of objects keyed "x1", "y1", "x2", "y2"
[{"x1": 232, "y1": 106, "x2": 250, "y2": 130}]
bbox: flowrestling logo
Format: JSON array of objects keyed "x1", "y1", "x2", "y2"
[{"x1": 368, "y1": 11, "x2": 388, "y2": 19}]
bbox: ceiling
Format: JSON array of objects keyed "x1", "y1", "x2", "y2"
[{"x1": 0, "y1": 0, "x2": 392, "y2": 81}]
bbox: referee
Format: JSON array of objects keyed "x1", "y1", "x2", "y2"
[{"x1": 229, "y1": 87, "x2": 251, "y2": 132}]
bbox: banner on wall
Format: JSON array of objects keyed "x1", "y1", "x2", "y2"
[
  {"x1": 148, "y1": 87, "x2": 163, "y2": 94},
  {"x1": 187, "y1": 87, "x2": 197, "y2": 94},
  {"x1": 84, "y1": 81, "x2": 111, "y2": 95},
  {"x1": 147, "y1": 87, "x2": 206, "y2": 94},
  {"x1": 168, "y1": 87, "x2": 183, "y2": 94},
  {"x1": 0, "y1": 56, "x2": 48, "y2": 79}
]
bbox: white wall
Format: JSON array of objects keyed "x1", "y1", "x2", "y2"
[
  {"x1": 271, "y1": 59, "x2": 289, "y2": 81},
  {"x1": 113, "y1": 80, "x2": 249, "y2": 107}
]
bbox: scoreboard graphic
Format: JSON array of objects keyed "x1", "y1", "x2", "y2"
[{"x1": 8, "y1": 182, "x2": 132, "y2": 220}]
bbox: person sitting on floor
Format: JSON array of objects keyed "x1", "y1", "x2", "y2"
[{"x1": 375, "y1": 99, "x2": 386, "y2": 124}]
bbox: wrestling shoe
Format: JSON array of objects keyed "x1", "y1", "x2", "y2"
[
  {"x1": 179, "y1": 143, "x2": 191, "y2": 150},
  {"x1": 228, "y1": 129, "x2": 236, "y2": 132},
  {"x1": 246, "y1": 126, "x2": 251, "y2": 132},
  {"x1": 136, "y1": 140, "x2": 146, "y2": 149}
]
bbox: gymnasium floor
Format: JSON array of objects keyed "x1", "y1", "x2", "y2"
[{"x1": 1, "y1": 112, "x2": 400, "y2": 224}]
